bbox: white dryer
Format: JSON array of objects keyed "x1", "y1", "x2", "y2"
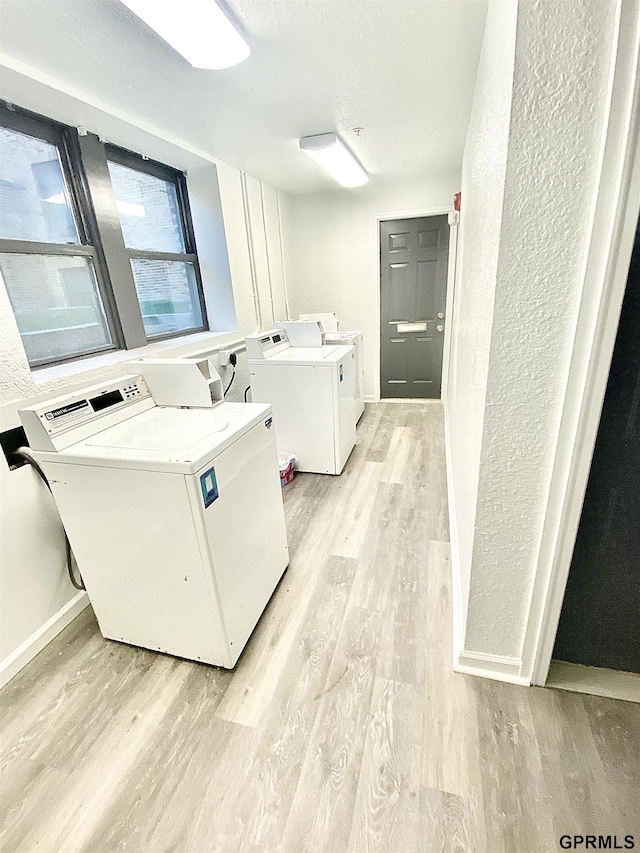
[
  {"x1": 275, "y1": 320, "x2": 365, "y2": 423},
  {"x1": 19, "y1": 376, "x2": 288, "y2": 669},
  {"x1": 323, "y1": 331, "x2": 365, "y2": 422},
  {"x1": 246, "y1": 329, "x2": 356, "y2": 475},
  {"x1": 298, "y1": 312, "x2": 339, "y2": 333}
]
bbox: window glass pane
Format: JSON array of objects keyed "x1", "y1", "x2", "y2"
[
  {"x1": 131, "y1": 259, "x2": 203, "y2": 338},
  {"x1": 0, "y1": 253, "x2": 113, "y2": 364},
  {"x1": 0, "y1": 126, "x2": 79, "y2": 245},
  {"x1": 107, "y1": 160, "x2": 185, "y2": 253}
]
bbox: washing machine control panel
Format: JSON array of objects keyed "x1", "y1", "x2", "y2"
[
  {"x1": 245, "y1": 329, "x2": 291, "y2": 359},
  {"x1": 19, "y1": 376, "x2": 153, "y2": 451},
  {"x1": 263, "y1": 332, "x2": 284, "y2": 349}
]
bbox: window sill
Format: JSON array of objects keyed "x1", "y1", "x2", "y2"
[{"x1": 32, "y1": 330, "x2": 243, "y2": 385}]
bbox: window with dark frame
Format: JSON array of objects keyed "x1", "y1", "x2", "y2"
[
  {"x1": 0, "y1": 104, "x2": 208, "y2": 368},
  {"x1": 106, "y1": 148, "x2": 207, "y2": 341}
]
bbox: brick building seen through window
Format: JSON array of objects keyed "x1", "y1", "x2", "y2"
[{"x1": 0, "y1": 105, "x2": 207, "y2": 367}]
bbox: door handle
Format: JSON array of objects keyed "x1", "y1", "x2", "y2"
[
  {"x1": 437, "y1": 312, "x2": 445, "y2": 320},
  {"x1": 437, "y1": 324, "x2": 444, "y2": 333}
]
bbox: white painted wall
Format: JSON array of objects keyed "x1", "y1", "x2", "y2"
[
  {"x1": 445, "y1": 0, "x2": 517, "y2": 648},
  {"x1": 282, "y1": 174, "x2": 460, "y2": 400},
  {"x1": 447, "y1": 0, "x2": 621, "y2": 679},
  {"x1": 0, "y1": 67, "x2": 290, "y2": 683}
]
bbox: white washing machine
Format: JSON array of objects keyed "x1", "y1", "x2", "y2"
[
  {"x1": 298, "y1": 312, "x2": 339, "y2": 333},
  {"x1": 274, "y1": 319, "x2": 327, "y2": 347},
  {"x1": 19, "y1": 375, "x2": 289, "y2": 669},
  {"x1": 246, "y1": 329, "x2": 356, "y2": 475},
  {"x1": 323, "y1": 331, "x2": 364, "y2": 422},
  {"x1": 275, "y1": 320, "x2": 365, "y2": 423}
]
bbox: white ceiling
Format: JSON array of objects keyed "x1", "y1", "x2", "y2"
[{"x1": 0, "y1": 0, "x2": 487, "y2": 194}]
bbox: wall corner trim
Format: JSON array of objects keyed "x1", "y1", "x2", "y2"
[
  {"x1": 0, "y1": 591, "x2": 90, "y2": 689},
  {"x1": 523, "y1": 2, "x2": 640, "y2": 686},
  {"x1": 455, "y1": 651, "x2": 530, "y2": 686}
]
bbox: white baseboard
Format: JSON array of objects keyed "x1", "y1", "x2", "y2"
[
  {"x1": 378, "y1": 398, "x2": 442, "y2": 404},
  {"x1": 455, "y1": 650, "x2": 530, "y2": 686},
  {"x1": 0, "y1": 591, "x2": 90, "y2": 689},
  {"x1": 443, "y1": 402, "x2": 530, "y2": 688},
  {"x1": 546, "y1": 660, "x2": 640, "y2": 703},
  {"x1": 364, "y1": 394, "x2": 377, "y2": 403},
  {"x1": 443, "y1": 402, "x2": 465, "y2": 667}
]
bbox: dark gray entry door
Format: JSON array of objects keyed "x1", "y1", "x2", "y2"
[{"x1": 380, "y1": 215, "x2": 449, "y2": 398}]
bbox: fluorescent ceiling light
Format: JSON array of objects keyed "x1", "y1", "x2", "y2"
[
  {"x1": 45, "y1": 193, "x2": 145, "y2": 218},
  {"x1": 116, "y1": 201, "x2": 146, "y2": 218},
  {"x1": 299, "y1": 133, "x2": 368, "y2": 188},
  {"x1": 120, "y1": 0, "x2": 250, "y2": 69},
  {"x1": 43, "y1": 192, "x2": 66, "y2": 205}
]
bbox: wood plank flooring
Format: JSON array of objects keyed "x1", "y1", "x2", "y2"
[{"x1": 1, "y1": 402, "x2": 639, "y2": 852}]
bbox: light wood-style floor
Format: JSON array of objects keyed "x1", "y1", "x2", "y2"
[{"x1": 1, "y1": 403, "x2": 639, "y2": 853}]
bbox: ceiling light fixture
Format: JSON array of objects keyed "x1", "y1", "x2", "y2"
[
  {"x1": 299, "y1": 133, "x2": 368, "y2": 188},
  {"x1": 116, "y1": 201, "x2": 146, "y2": 218},
  {"x1": 43, "y1": 192, "x2": 66, "y2": 205},
  {"x1": 119, "y1": 0, "x2": 250, "y2": 70},
  {"x1": 45, "y1": 194, "x2": 145, "y2": 218}
]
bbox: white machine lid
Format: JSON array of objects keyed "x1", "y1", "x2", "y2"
[
  {"x1": 38, "y1": 402, "x2": 272, "y2": 474},
  {"x1": 324, "y1": 331, "x2": 361, "y2": 341},
  {"x1": 251, "y1": 344, "x2": 353, "y2": 366}
]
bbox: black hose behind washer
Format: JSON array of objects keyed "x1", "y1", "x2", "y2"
[{"x1": 14, "y1": 448, "x2": 85, "y2": 591}]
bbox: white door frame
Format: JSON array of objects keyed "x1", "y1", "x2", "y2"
[
  {"x1": 521, "y1": 0, "x2": 640, "y2": 686},
  {"x1": 374, "y1": 206, "x2": 455, "y2": 402}
]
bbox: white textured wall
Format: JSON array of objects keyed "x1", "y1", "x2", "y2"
[
  {"x1": 0, "y1": 278, "x2": 79, "y2": 672},
  {"x1": 0, "y1": 71, "x2": 289, "y2": 675},
  {"x1": 446, "y1": 0, "x2": 517, "y2": 637},
  {"x1": 282, "y1": 174, "x2": 460, "y2": 399},
  {"x1": 449, "y1": 0, "x2": 619, "y2": 666}
]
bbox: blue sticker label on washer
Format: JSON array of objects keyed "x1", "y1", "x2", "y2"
[
  {"x1": 340, "y1": 365, "x2": 344, "y2": 382},
  {"x1": 200, "y1": 466, "x2": 219, "y2": 508}
]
